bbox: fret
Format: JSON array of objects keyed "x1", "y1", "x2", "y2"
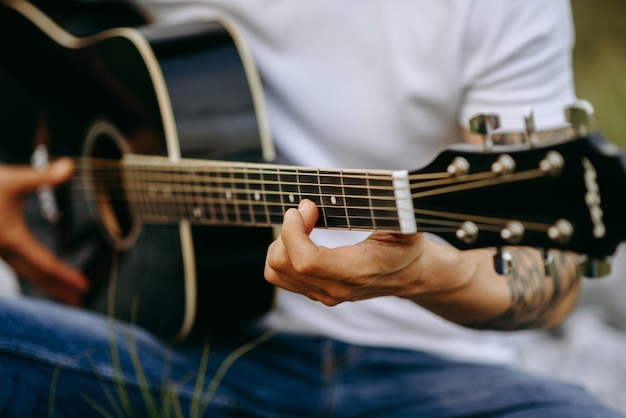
[
  {"x1": 365, "y1": 172, "x2": 377, "y2": 230},
  {"x1": 369, "y1": 174, "x2": 401, "y2": 231},
  {"x1": 246, "y1": 166, "x2": 270, "y2": 225},
  {"x1": 260, "y1": 168, "x2": 273, "y2": 225},
  {"x1": 319, "y1": 170, "x2": 348, "y2": 229},
  {"x1": 212, "y1": 167, "x2": 230, "y2": 224},
  {"x1": 227, "y1": 167, "x2": 242, "y2": 224},
  {"x1": 147, "y1": 167, "x2": 165, "y2": 219},
  {"x1": 279, "y1": 168, "x2": 300, "y2": 213},
  {"x1": 188, "y1": 168, "x2": 205, "y2": 222},
  {"x1": 181, "y1": 168, "x2": 194, "y2": 221},
  {"x1": 200, "y1": 168, "x2": 218, "y2": 223},
  {"x1": 142, "y1": 167, "x2": 160, "y2": 221},
  {"x1": 171, "y1": 167, "x2": 184, "y2": 219},
  {"x1": 343, "y1": 171, "x2": 376, "y2": 230},
  {"x1": 140, "y1": 167, "x2": 154, "y2": 220},
  {"x1": 296, "y1": 168, "x2": 326, "y2": 228},
  {"x1": 157, "y1": 165, "x2": 177, "y2": 221},
  {"x1": 130, "y1": 165, "x2": 146, "y2": 219},
  {"x1": 121, "y1": 164, "x2": 142, "y2": 220},
  {"x1": 173, "y1": 167, "x2": 187, "y2": 221},
  {"x1": 174, "y1": 167, "x2": 186, "y2": 219},
  {"x1": 263, "y1": 168, "x2": 284, "y2": 225},
  {"x1": 340, "y1": 171, "x2": 352, "y2": 230},
  {"x1": 233, "y1": 166, "x2": 252, "y2": 224}
]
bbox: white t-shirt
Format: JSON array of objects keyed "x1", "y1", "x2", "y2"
[{"x1": 142, "y1": 0, "x2": 576, "y2": 365}]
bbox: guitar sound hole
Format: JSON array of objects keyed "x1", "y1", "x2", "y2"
[{"x1": 84, "y1": 119, "x2": 139, "y2": 249}]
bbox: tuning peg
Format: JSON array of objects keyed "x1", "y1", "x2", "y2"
[
  {"x1": 469, "y1": 113, "x2": 501, "y2": 151},
  {"x1": 500, "y1": 221, "x2": 524, "y2": 244},
  {"x1": 542, "y1": 248, "x2": 555, "y2": 277},
  {"x1": 493, "y1": 247, "x2": 513, "y2": 275},
  {"x1": 491, "y1": 154, "x2": 515, "y2": 175},
  {"x1": 456, "y1": 221, "x2": 479, "y2": 244},
  {"x1": 539, "y1": 151, "x2": 565, "y2": 177},
  {"x1": 523, "y1": 107, "x2": 540, "y2": 147},
  {"x1": 578, "y1": 256, "x2": 612, "y2": 278},
  {"x1": 547, "y1": 219, "x2": 573, "y2": 244},
  {"x1": 447, "y1": 157, "x2": 470, "y2": 177},
  {"x1": 565, "y1": 99, "x2": 595, "y2": 137}
]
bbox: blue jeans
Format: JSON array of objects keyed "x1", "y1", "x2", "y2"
[{"x1": 0, "y1": 296, "x2": 622, "y2": 418}]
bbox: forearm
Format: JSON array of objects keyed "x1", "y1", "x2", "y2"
[{"x1": 406, "y1": 241, "x2": 581, "y2": 331}]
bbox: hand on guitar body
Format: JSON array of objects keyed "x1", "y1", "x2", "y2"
[
  {"x1": 0, "y1": 159, "x2": 88, "y2": 305},
  {"x1": 265, "y1": 198, "x2": 581, "y2": 331}
]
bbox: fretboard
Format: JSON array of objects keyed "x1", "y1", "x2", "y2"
[{"x1": 120, "y1": 154, "x2": 411, "y2": 233}]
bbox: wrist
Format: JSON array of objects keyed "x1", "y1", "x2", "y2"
[{"x1": 404, "y1": 241, "x2": 511, "y2": 325}]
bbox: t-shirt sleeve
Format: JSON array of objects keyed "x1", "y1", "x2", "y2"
[{"x1": 459, "y1": 0, "x2": 577, "y2": 132}]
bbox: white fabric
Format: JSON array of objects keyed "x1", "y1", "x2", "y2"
[
  {"x1": 0, "y1": 259, "x2": 20, "y2": 296},
  {"x1": 141, "y1": 0, "x2": 576, "y2": 365}
]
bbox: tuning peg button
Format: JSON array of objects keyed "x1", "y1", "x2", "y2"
[
  {"x1": 565, "y1": 99, "x2": 595, "y2": 137},
  {"x1": 542, "y1": 248, "x2": 556, "y2": 277},
  {"x1": 523, "y1": 107, "x2": 540, "y2": 147},
  {"x1": 469, "y1": 113, "x2": 501, "y2": 150},
  {"x1": 447, "y1": 157, "x2": 470, "y2": 177},
  {"x1": 548, "y1": 219, "x2": 573, "y2": 245},
  {"x1": 456, "y1": 221, "x2": 479, "y2": 244},
  {"x1": 539, "y1": 151, "x2": 564, "y2": 176},
  {"x1": 501, "y1": 221, "x2": 524, "y2": 244},
  {"x1": 491, "y1": 154, "x2": 515, "y2": 175},
  {"x1": 494, "y1": 247, "x2": 513, "y2": 275},
  {"x1": 578, "y1": 256, "x2": 612, "y2": 278}
]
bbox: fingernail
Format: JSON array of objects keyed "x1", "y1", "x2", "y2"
[
  {"x1": 298, "y1": 199, "x2": 311, "y2": 212},
  {"x1": 50, "y1": 158, "x2": 73, "y2": 177}
]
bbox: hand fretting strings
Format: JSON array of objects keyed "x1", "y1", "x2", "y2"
[{"x1": 65, "y1": 155, "x2": 554, "y2": 235}]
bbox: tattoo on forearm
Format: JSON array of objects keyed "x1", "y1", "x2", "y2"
[{"x1": 464, "y1": 248, "x2": 579, "y2": 331}]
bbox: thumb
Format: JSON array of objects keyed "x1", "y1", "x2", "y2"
[
  {"x1": 296, "y1": 199, "x2": 319, "y2": 234},
  {"x1": 9, "y1": 158, "x2": 74, "y2": 194}
]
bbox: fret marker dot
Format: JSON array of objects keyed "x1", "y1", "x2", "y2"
[
  {"x1": 225, "y1": 190, "x2": 233, "y2": 199},
  {"x1": 254, "y1": 192, "x2": 261, "y2": 201},
  {"x1": 331, "y1": 196, "x2": 337, "y2": 205},
  {"x1": 289, "y1": 194, "x2": 295, "y2": 203},
  {"x1": 193, "y1": 207, "x2": 202, "y2": 218}
]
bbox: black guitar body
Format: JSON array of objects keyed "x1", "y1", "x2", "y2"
[
  {"x1": 0, "y1": 1, "x2": 275, "y2": 341},
  {"x1": 3, "y1": 2, "x2": 626, "y2": 343}
]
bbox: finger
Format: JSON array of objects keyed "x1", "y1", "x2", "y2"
[
  {"x1": 265, "y1": 230, "x2": 322, "y2": 289},
  {"x1": 280, "y1": 199, "x2": 321, "y2": 255},
  {"x1": 10, "y1": 254, "x2": 88, "y2": 306},
  {"x1": 264, "y1": 264, "x2": 342, "y2": 305},
  {"x1": 6, "y1": 227, "x2": 89, "y2": 305},
  {"x1": 12, "y1": 257, "x2": 86, "y2": 306},
  {"x1": 3, "y1": 158, "x2": 74, "y2": 194},
  {"x1": 278, "y1": 272, "x2": 355, "y2": 306},
  {"x1": 296, "y1": 199, "x2": 319, "y2": 234}
]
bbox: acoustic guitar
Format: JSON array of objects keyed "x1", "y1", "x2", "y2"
[{"x1": 1, "y1": 0, "x2": 625, "y2": 342}]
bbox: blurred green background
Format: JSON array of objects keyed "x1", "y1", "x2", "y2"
[{"x1": 571, "y1": 0, "x2": 626, "y2": 145}]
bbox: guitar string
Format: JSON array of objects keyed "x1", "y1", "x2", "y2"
[
  {"x1": 68, "y1": 156, "x2": 518, "y2": 196},
  {"x1": 56, "y1": 158, "x2": 556, "y2": 233},
  {"x1": 71, "y1": 158, "x2": 548, "y2": 202},
  {"x1": 64, "y1": 156, "x2": 456, "y2": 182},
  {"x1": 70, "y1": 160, "x2": 547, "y2": 213},
  {"x1": 76, "y1": 166, "x2": 497, "y2": 194},
  {"x1": 68, "y1": 166, "x2": 527, "y2": 216}
]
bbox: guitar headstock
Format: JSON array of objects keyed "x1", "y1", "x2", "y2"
[{"x1": 411, "y1": 101, "x2": 626, "y2": 275}]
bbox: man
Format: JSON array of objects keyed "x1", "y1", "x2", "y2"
[{"x1": 0, "y1": 0, "x2": 623, "y2": 416}]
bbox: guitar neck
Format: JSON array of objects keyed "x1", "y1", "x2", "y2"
[{"x1": 118, "y1": 154, "x2": 416, "y2": 233}]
